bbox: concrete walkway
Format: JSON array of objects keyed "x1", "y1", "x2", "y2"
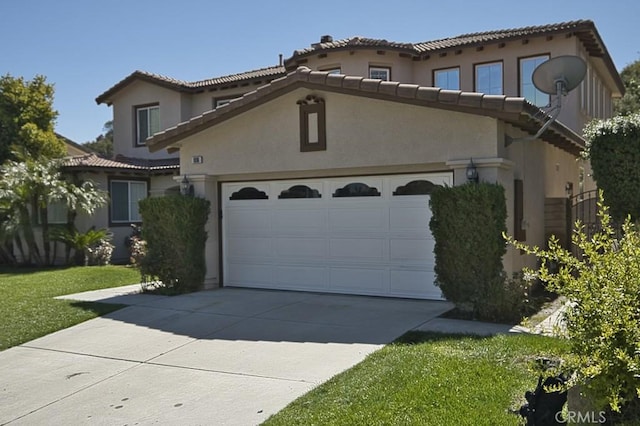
[{"x1": 1, "y1": 286, "x2": 455, "y2": 425}]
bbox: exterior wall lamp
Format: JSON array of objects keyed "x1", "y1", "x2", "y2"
[
  {"x1": 466, "y1": 159, "x2": 479, "y2": 183},
  {"x1": 180, "y1": 175, "x2": 194, "y2": 196},
  {"x1": 565, "y1": 182, "x2": 574, "y2": 199}
]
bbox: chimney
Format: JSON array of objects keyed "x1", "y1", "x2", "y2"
[
  {"x1": 320, "y1": 35, "x2": 333, "y2": 43},
  {"x1": 279, "y1": 53, "x2": 283, "y2": 66}
]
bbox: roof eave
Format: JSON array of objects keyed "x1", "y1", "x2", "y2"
[{"x1": 95, "y1": 71, "x2": 191, "y2": 106}]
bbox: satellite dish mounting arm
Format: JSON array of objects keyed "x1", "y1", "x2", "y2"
[
  {"x1": 521, "y1": 79, "x2": 565, "y2": 142},
  {"x1": 511, "y1": 55, "x2": 586, "y2": 143}
]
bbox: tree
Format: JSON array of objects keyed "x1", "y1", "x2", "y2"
[
  {"x1": 584, "y1": 113, "x2": 640, "y2": 221},
  {"x1": 83, "y1": 120, "x2": 113, "y2": 158},
  {"x1": 0, "y1": 159, "x2": 108, "y2": 266},
  {"x1": 0, "y1": 74, "x2": 65, "y2": 164},
  {"x1": 507, "y1": 196, "x2": 640, "y2": 416},
  {"x1": 614, "y1": 59, "x2": 640, "y2": 116}
]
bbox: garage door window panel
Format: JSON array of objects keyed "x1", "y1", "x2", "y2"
[
  {"x1": 229, "y1": 187, "x2": 269, "y2": 200},
  {"x1": 278, "y1": 185, "x2": 321, "y2": 199},
  {"x1": 393, "y1": 180, "x2": 438, "y2": 195},
  {"x1": 333, "y1": 182, "x2": 381, "y2": 197}
]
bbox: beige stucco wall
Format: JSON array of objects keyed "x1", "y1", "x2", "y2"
[
  {"x1": 110, "y1": 80, "x2": 181, "y2": 160},
  {"x1": 180, "y1": 88, "x2": 499, "y2": 179}
]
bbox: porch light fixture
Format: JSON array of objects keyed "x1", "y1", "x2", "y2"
[
  {"x1": 565, "y1": 182, "x2": 574, "y2": 199},
  {"x1": 466, "y1": 159, "x2": 479, "y2": 183},
  {"x1": 180, "y1": 175, "x2": 194, "y2": 196}
]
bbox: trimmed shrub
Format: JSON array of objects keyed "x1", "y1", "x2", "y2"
[
  {"x1": 507, "y1": 194, "x2": 640, "y2": 415},
  {"x1": 138, "y1": 195, "x2": 210, "y2": 294},
  {"x1": 429, "y1": 182, "x2": 510, "y2": 321},
  {"x1": 585, "y1": 113, "x2": 640, "y2": 221}
]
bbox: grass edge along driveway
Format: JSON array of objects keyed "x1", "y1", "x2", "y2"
[
  {"x1": 265, "y1": 331, "x2": 569, "y2": 426},
  {"x1": 0, "y1": 265, "x2": 140, "y2": 351}
]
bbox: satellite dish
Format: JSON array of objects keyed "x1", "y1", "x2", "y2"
[
  {"x1": 511, "y1": 55, "x2": 587, "y2": 143},
  {"x1": 532, "y1": 55, "x2": 587, "y2": 95}
]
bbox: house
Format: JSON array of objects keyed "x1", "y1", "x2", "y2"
[
  {"x1": 92, "y1": 20, "x2": 622, "y2": 298},
  {"x1": 61, "y1": 67, "x2": 286, "y2": 261}
]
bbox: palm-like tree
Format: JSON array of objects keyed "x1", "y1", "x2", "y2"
[{"x1": 0, "y1": 159, "x2": 108, "y2": 266}]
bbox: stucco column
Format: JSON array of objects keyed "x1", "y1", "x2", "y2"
[
  {"x1": 446, "y1": 158, "x2": 520, "y2": 275},
  {"x1": 174, "y1": 174, "x2": 219, "y2": 289}
]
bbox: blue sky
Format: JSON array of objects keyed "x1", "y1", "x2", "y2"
[{"x1": 2, "y1": 0, "x2": 638, "y2": 144}]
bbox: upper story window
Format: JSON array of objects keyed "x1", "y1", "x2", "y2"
[
  {"x1": 520, "y1": 55, "x2": 550, "y2": 107},
  {"x1": 434, "y1": 67, "x2": 460, "y2": 90},
  {"x1": 136, "y1": 104, "x2": 160, "y2": 146},
  {"x1": 110, "y1": 180, "x2": 147, "y2": 223},
  {"x1": 475, "y1": 62, "x2": 503, "y2": 95},
  {"x1": 369, "y1": 66, "x2": 391, "y2": 81},
  {"x1": 321, "y1": 68, "x2": 341, "y2": 75},
  {"x1": 213, "y1": 97, "x2": 240, "y2": 109}
]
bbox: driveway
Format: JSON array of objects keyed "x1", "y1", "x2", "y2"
[{"x1": 0, "y1": 287, "x2": 451, "y2": 425}]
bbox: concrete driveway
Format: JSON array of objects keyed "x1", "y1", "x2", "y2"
[{"x1": 1, "y1": 287, "x2": 451, "y2": 425}]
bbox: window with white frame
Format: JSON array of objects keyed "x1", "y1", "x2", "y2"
[
  {"x1": 136, "y1": 105, "x2": 160, "y2": 145},
  {"x1": 110, "y1": 180, "x2": 147, "y2": 223},
  {"x1": 520, "y1": 55, "x2": 550, "y2": 107},
  {"x1": 434, "y1": 67, "x2": 460, "y2": 90},
  {"x1": 369, "y1": 66, "x2": 391, "y2": 81},
  {"x1": 475, "y1": 62, "x2": 503, "y2": 95}
]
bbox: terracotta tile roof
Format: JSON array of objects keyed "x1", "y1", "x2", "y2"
[
  {"x1": 62, "y1": 153, "x2": 179, "y2": 172},
  {"x1": 189, "y1": 66, "x2": 287, "y2": 88},
  {"x1": 412, "y1": 20, "x2": 596, "y2": 53},
  {"x1": 96, "y1": 66, "x2": 286, "y2": 105},
  {"x1": 114, "y1": 154, "x2": 180, "y2": 170},
  {"x1": 146, "y1": 67, "x2": 584, "y2": 156},
  {"x1": 292, "y1": 36, "x2": 415, "y2": 56}
]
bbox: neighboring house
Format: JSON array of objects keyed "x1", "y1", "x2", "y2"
[{"x1": 95, "y1": 20, "x2": 621, "y2": 298}]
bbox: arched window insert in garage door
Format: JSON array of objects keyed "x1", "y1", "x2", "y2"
[
  {"x1": 333, "y1": 182, "x2": 381, "y2": 197},
  {"x1": 392, "y1": 180, "x2": 439, "y2": 196},
  {"x1": 278, "y1": 185, "x2": 321, "y2": 199},
  {"x1": 229, "y1": 187, "x2": 268, "y2": 200}
]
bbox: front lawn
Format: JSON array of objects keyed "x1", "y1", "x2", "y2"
[
  {"x1": 0, "y1": 265, "x2": 140, "y2": 350},
  {"x1": 265, "y1": 331, "x2": 569, "y2": 425}
]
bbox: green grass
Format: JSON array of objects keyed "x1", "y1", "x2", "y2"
[
  {"x1": 0, "y1": 265, "x2": 141, "y2": 351},
  {"x1": 265, "y1": 331, "x2": 569, "y2": 426}
]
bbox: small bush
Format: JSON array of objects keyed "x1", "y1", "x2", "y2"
[
  {"x1": 480, "y1": 272, "x2": 535, "y2": 323},
  {"x1": 507, "y1": 193, "x2": 640, "y2": 414},
  {"x1": 87, "y1": 239, "x2": 114, "y2": 266},
  {"x1": 138, "y1": 195, "x2": 210, "y2": 294},
  {"x1": 429, "y1": 182, "x2": 519, "y2": 321}
]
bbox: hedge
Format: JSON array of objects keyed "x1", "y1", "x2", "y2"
[
  {"x1": 138, "y1": 195, "x2": 210, "y2": 294},
  {"x1": 585, "y1": 113, "x2": 640, "y2": 221},
  {"x1": 429, "y1": 182, "x2": 508, "y2": 319}
]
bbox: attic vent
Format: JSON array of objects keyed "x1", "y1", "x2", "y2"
[
  {"x1": 191, "y1": 155, "x2": 204, "y2": 164},
  {"x1": 320, "y1": 35, "x2": 333, "y2": 43}
]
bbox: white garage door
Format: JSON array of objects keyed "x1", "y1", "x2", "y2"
[{"x1": 221, "y1": 173, "x2": 452, "y2": 300}]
